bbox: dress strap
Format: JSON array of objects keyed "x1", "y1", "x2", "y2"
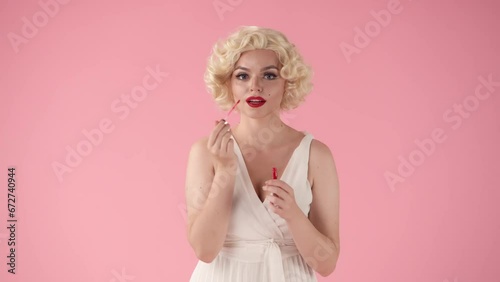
[{"x1": 298, "y1": 131, "x2": 314, "y2": 165}]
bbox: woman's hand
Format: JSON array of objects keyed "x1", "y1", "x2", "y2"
[
  {"x1": 263, "y1": 179, "x2": 302, "y2": 221},
  {"x1": 208, "y1": 119, "x2": 237, "y2": 171}
]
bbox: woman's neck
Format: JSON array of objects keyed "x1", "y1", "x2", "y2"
[{"x1": 232, "y1": 114, "x2": 292, "y2": 151}]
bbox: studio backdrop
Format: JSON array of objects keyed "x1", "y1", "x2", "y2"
[{"x1": 1, "y1": 0, "x2": 499, "y2": 281}]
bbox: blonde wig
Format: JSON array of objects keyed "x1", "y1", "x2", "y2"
[{"x1": 204, "y1": 26, "x2": 313, "y2": 111}]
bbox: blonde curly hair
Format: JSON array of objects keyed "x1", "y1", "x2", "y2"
[{"x1": 204, "y1": 26, "x2": 313, "y2": 111}]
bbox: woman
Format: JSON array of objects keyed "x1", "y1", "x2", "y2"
[{"x1": 185, "y1": 26, "x2": 340, "y2": 282}]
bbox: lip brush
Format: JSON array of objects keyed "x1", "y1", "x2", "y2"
[{"x1": 223, "y1": 100, "x2": 241, "y2": 121}]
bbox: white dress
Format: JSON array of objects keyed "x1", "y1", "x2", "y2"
[{"x1": 189, "y1": 131, "x2": 318, "y2": 282}]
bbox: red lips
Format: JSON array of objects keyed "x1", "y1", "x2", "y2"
[{"x1": 246, "y1": 96, "x2": 266, "y2": 108}]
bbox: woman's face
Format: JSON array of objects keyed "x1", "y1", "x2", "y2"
[{"x1": 229, "y1": 49, "x2": 286, "y2": 117}]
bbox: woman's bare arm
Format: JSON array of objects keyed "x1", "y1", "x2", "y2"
[
  {"x1": 185, "y1": 133, "x2": 237, "y2": 263},
  {"x1": 285, "y1": 139, "x2": 340, "y2": 277}
]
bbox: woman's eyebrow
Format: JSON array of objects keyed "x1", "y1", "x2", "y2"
[{"x1": 234, "y1": 65, "x2": 279, "y2": 71}]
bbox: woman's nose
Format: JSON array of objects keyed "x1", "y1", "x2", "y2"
[{"x1": 250, "y1": 78, "x2": 262, "y2": 92}]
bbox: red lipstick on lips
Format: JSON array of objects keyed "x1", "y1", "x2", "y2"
[{"x1": 246, "y1": 96, "x2": 266, "y2": 108}]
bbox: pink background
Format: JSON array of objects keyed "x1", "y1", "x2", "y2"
[{"x1": 1, "y1": 0, "x2": 499, "y2": 281}]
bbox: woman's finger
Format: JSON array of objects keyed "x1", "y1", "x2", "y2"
[
  {"x1": 268, "y1": 180, "x2": 295, "y2": 195},
  {"x1": 268, "y1": 194, "x2": 285, "y2": 208},
  {"x1": 265, "y1": 184, "x2": 290, "y2": 196},
  {"x1": 219, "y1": 128, "x2": 232, "y2": 153},
  {"x1": 264, "y1": 185, "x2": 286, "y2": 200},
  {"x1": 213, "y1": 123, "x2": 230, "y2": 151},
  {"x1": 207, "y1": 120, "x2": 226, "y2": 148}
]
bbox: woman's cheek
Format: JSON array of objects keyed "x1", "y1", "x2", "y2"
[{"x1": 232, "y1": 85, "x2": 246, "y2": 97}]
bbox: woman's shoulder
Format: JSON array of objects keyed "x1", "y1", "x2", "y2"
[
  {"x1": 308, "y1": 135, "x2": 334, "y2": 163},
  {"x1": 307, "y1": 135, "x2": 337, "y2": 187},
  {"x1": 289, "y1": 128, "x2": 333, "y2": 158},
  {"x1": 287, "y1": 128, "x2": 329, "y2": 153},
  {"x1": 191, "y1": 135, "x2": 210, "y2": 149},
  {"x1": 188, "y1": 135, "x2": 213, "y2": 165}
]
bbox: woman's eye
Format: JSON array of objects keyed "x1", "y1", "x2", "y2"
[
  {"x1": 235, "y1": 73, "x2": 248, "y2": 80},
  {"x1": 264, "y1": 73, "x2": 277, "y2": 80}
]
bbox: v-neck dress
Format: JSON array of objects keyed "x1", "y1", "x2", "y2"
[{"x1": 189, "y1": 131, "x2": 318, "y2": 282}]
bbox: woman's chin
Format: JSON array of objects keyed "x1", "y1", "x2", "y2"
[{"x1": 241, "y1": 109, "x2": 269, "y2": 117}]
